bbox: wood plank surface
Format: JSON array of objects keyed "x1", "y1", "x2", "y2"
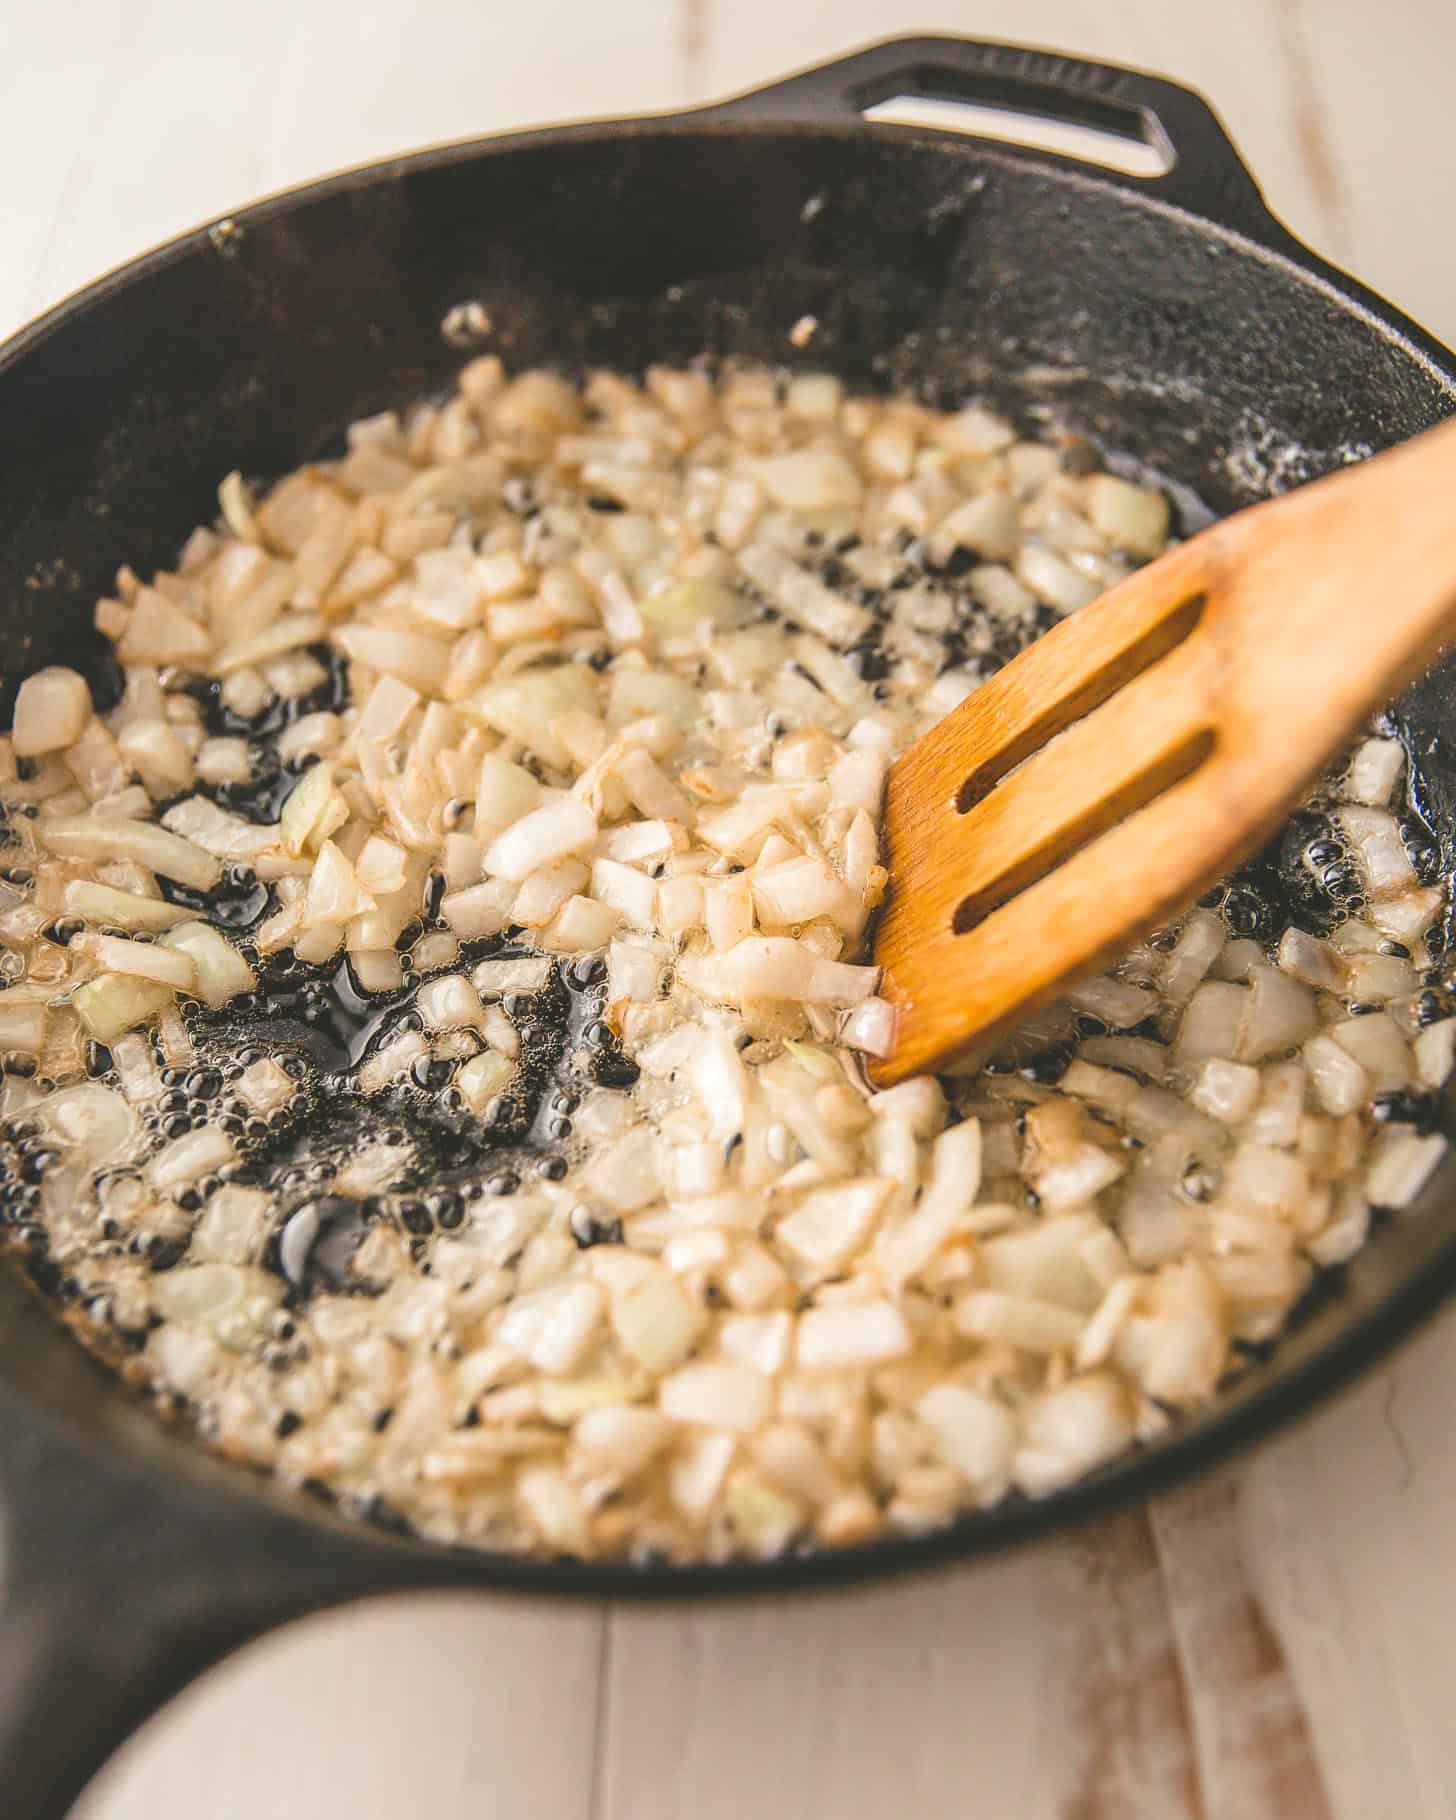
[
  {"x1": 1, "y1": 3, "x2": 1450, "y2": 1817},
  {"x1": 76, "y1": 1596, "x2": 606, "y2": 1820}
]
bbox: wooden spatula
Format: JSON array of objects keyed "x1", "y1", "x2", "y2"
[{"x1": 871, "y1": 415, "x2": 1456, "y2": 1086}]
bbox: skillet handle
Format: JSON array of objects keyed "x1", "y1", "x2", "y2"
[
  {"x1": 0, "y1": 1385, "x2": 398, "y2": 1820},
  {"x1": 702, "y1": 34, "x2": 1282, "y2": 244}
]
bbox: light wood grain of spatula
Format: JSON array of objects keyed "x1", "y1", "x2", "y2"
[{"x1": 871, "y1": 415, "x2": 1456, "y2": 1086}]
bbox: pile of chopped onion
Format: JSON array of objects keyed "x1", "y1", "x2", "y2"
[{"x1": 0, "y1": 356, "x2": 1450, "y2": 1567}]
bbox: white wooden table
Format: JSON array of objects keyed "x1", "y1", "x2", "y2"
[{"x1": 4, "y1": 3, "x2": 1454, "y2": 1814}]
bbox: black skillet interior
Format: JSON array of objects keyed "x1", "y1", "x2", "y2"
[{"x1": 4, "y1": 35, "x2": 1456, "y2": 1820}]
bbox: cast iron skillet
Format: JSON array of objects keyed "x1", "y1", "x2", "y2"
[{"x1": 3, "y1": 35, "x2": 1456, "y2": 1817}]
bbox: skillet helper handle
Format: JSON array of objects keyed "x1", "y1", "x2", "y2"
[
  {"x1": 0, "y1": 1391, "x2": 392, "y2": 1820},
  {"x1": 703, "y1": 34, "x2": 1281, "y2": 243}
]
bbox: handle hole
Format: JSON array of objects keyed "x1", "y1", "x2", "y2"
[{"x1": 862, "y1": 83, "x2": 1173, "y2": 179}]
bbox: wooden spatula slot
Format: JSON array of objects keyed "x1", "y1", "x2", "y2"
[
  {"x1": 955, "y1": 589, "x2": 1207, "y2": 813},
  {"x1": 951, "y1": 725, "x2": 1216, "y2": 934}
]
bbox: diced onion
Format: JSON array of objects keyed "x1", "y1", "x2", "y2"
[
  {"x1": 88, "y1": 933, "x2": 196, "y2": 991},
  {"x1": 659, "y1": 1361, "x2": 773, "y2": 1431},
  {"x1": 1367, "y1": 1132, "x2": 1446, "y2": 1208},
  {"x1": 1330, "y1": 1012, "x2": 1413, "y2": 1092},
  {"x1": 150, "y1": 1126, "x2": 238, "y2": 1191},
  {"x1": 37, "y1": 816, "x2": 221, "y2": 890},
  {"x1": 955, "y1": 1290, "x2": 1086, "y2": 1354},
  {"x1": 73, "y1": 975, "x2": 174, "y2": 1041},
  {"x1": 416, "y1": 974, "x2": 485, "y2": 1031},
  {"x1": 151, "y1": 1265, "x2": 283, "y2": 1350},
  {"x1": 1337, "y1": 806, "x2": 1417, "y2": 898},
  {"x1": 442, "y1": 879, "x2": 516, "y2": 940},
  {"x1": 160, "y1": 922, "x2": 256, "y2": 1009},
  {"x1": 12, "y1": 667, "x2": 93, "y2": 757},
  {"x1": 798, "y1": 1300, "x2": 910, "y2": 1370},
  {"x1": 752, "y1": 448, "x2": 863, "y2": 512},
  {"x1": 485, "y1": 799, "x2": 598, "y2": 882},
  {"x1": 678, "y1": 937, "x2": 880, "y2": 1008},
  {"x1": 333, "y1": 623, "x2": 450, "y2": 696},
  {"x1": 1343, "y1": 737, "x2": 1405, "y2": 807},
  {"x1": 498, "y1": 1280, "x2": 605, "y2": 1376},
  {"x1": 838, "y1": 996, "x2": 895, "y2": 1058},
  {"x1": 775, "y1": 1178, "x2": 889, "y2": 1273},
  {"x1": 916, "y1": 1385, "x2": 1016, "y2": 1498},
  {"x1": 1085, "y1": 474, "x2": 1170, "y2": 559},
  {"x1": 1013, "y1": 1373, "x2": 1135, "y2": 1496},
  {"x1": 0, "y1": 1001, "x2": 47, "y2": 1054},
  {"x1": 280, "y1": 763, "x2": 348, "y2": 858},
  {"x1": 611, "y1": 1271, "x2": 708, "y2": 1373},
  {"x1": 1189, "y1": 1058, "x2": 1260, "y2": 1123}
]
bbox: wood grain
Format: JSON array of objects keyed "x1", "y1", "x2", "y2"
[
  {"x1": 1042, "y1": 1511, "x2": 1205, "y2": 1819},
  {"x1": 1150, "y1": 1479, "x2": 1332, "y2": 1820},
  {"x1": 4, "y1": 5, "x2": 1456, "y2": 1820},
  {"x1": 74, "y1": 1596, "x2": 606, "y2": 1819},
  {"x1": 601, "y1": 1558, "x2": 1060, "y2": 1820},
  {"x1": 1241, "y1": 1310, "x2": 1456, "y2": 1820}
]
